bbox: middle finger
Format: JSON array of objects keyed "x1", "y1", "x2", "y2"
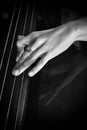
[{"x1": 12, "y1": 45, "x2": 46, "y2": 76}]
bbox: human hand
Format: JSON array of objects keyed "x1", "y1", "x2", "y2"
[{"x1": 12, "y1": 21, "x2": 78, "y2": 77}]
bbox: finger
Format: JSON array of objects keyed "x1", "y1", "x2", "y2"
[
  {"x1": 16, "y1": 32, "x2": 37, "y2": 61},
  {"x1": 27, "y1": 37, "x2": 47, "y2": 52},
  {"x1": 12, "y1": 45, "x2": 46, "y2": 76},
  {"x1": 16, "y1": 47, "x2": 24, "y2": 62},
  {"x1": 17, "y1": 49, "x2": 31, "y2": 64},
  {"x1": 16, "y1": 32, "x2": 38, "y2": 48},
  {"x1": 17, "y1": 37, "x2": 46, "y2": 63},
  {"x1": 16, "y1": 41, "x2": 46, "y2": 68},
  {"x1": 16, "y1": 39, "x2": 29, "y2": 62},
  {"x1": 28, "y1": 54, "x2": 48, "y2": 77},
  {"x1": 12, "y1": 57, "x2": 36, "y2": 76}
]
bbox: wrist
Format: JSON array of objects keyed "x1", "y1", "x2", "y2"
[
  {"x1": 68, "y1": 20, "x2": 80, "y2": 42},
  {"x1": 71, "y1": 18, "x2": 87, "y2": 41}
]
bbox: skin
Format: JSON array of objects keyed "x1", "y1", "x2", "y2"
[{"x1": 12, "y1": 18, "x2": 87, "y2": 77}]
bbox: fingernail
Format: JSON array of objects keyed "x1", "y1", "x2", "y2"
[
  {"x1": 12, "y1": 69, "x2": 19, "y2": 76},
  {"x1": 28, "y1": 71, "x2": 33, "y2": 77},
  {"x1": 16, "y1": 58, "x2": 18, "y2": 62}
]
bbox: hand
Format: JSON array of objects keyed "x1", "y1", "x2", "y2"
[{"x1": 12, "y1": 21, "x2": 78, "y2": 77}]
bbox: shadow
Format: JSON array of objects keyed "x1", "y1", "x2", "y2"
[{"x1": 40, "y1": 48, "x2": 87, "y2": 105}]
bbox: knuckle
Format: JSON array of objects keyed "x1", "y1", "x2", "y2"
[
  {"x1": 28, "y1": 31, "x2": 41, "y2": 41},
  {"x1": 32, "y1": 31, "x2": 35, "y2": 35},
  {"x1": 40, "y1": 58, "x2": 45, "y2": 64},
  {"x1": 35, "y1": 38, "x2": 40, "y2": 44},
  {"x1": 32, "y1": 38, "x2": 40, "y2": 48},
  {"x1": 31, "y1": 31, "x2": 40, "y2": 38},
  {"x1": 16, "y1": 41, "x2": 20, "y2": 47},
  {"x1": 27, "y1": 32, "x2": 35, "y2": 41},
  {"x1": 36, "y1": 37, "x2": 43, "y2": 44},
  {"x1": 30, "y1": 31, "x2": 36, "y2": 37}
]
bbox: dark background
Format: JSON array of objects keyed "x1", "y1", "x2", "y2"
[{"x1": 0, "y1": 0, "x2": 87, "y2": 129}]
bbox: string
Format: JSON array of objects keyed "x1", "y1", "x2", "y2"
[
  {"x1": 0, "y1": 1, "x2": 22, "y2": 101},
  {"x1": 14, "y1": 3, "x2": 35, "y2": 129},
  {"x1": 14, "y1": 6, "x2": 29, "y2": 130},
  {"x1": 4, "y1": 77, "x2": 16, "y2": 130},
  {"x1": 4, "y1": 1, "x2": 22, "y2": 129},
  {"x1": 0, "y1": 1, "x2": 17, "y2": 71}
]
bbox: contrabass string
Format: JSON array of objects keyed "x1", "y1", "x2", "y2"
[
  {"x1": 14, "y1": 5, "x2": 29, "y2": 130},
  {"x1": 14, "y1": 3, "x2": 35, "y2": 130},
  {"x1": 4, "y1": 1, "x2": 23, "y2": 129},
  {"x1": 0, "y1": 1, "x2": 17, "y2": 71},
  {"x1": 0, "y1": 1, "x2": 22, "y2": 101}
]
